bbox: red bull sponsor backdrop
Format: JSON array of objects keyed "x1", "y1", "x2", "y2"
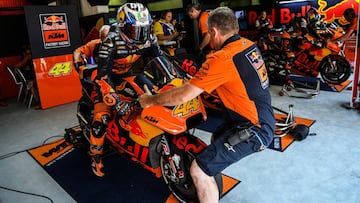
[{"x1": 24, "y1": 5, "x2": 82, "y2": 109}]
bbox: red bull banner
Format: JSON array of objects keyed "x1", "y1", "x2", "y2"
[
  {"x1": 317, "y1": 0, "x2": 359, "y2": 25},
  {"x1": 24, "y1": 5, "x2": 82, "y2": 109},
  {"x1": 244, "y1": 0, "x2": 359, "y2": 28},
  {"x1": 24, "y1": 5, "x2": 81, "y2": 58}
]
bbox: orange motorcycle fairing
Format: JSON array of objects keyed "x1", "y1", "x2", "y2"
[
  {"x1": 140, "y1": 79, "x2": 207, "y2": 135},
  {"x1": 106, "y1": 119, "x2": 156, "y2": 164},
  {"x1": 129, "y1": 116, "x2": 165, "y2": 147}
]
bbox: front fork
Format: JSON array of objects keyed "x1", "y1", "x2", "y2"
[
  {"x1": 160, "y1": 136, "x2": 184, "y2": 181},
  {"x1": 325, "y1": 55, "x2": 337, "y2": 73}
]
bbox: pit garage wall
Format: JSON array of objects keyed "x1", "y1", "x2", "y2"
[{"x1": 24, "y1": 5, "x2": 82, "y2": 109}]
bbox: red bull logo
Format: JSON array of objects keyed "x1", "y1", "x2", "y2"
[
  {"x1": 251, "y1": 51, "x2": 259, "y2": 61},
  {"x1": 42, "y1": 14, "x2": 67, "y2": 31},
  {"x1": 246, "y1": 47, "x2": 264, "y2": 70},
  {"x1": 44, "y1": 15, "x2": 64, "y2": 25},
  {"x1": 317, "y1": 0, "x2": 359, "y2": 24}
]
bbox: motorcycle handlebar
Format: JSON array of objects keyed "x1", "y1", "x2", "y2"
[{"x1": 74, "y1": 54, "x2": 87, "y2": 73}]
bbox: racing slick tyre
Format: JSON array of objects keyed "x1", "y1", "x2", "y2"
[
  {"x1": 160, "y1": 151, "x2": 223, "y2": 202},
  {"x1": 320, "y1": 55, "x2": 351, "y2": 85}
]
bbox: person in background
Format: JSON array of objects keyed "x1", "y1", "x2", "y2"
[
  {"x1": 139, "y1": 7, "x2": 275, "y2": 202},
  {"x1": 330, "y1": 8, "x2": 358, "y2": 44},
  {"x1": 287, "y1": 15, "x2": 308, "y2": 37},
  {"x1": 88, "y1": 2, "x2": 163, "y2": 177},
  {"x1": 14, "y1": 45, "x2": 40, "y2": 109},
  {"x1": 286, "y1": 15, "x2": 308, "y2": 51},
  {"x1": 186, "y1": 3, "x2": 213, "y2": 55},
  {"x1": 171, "y1": 18, "x2": 178, "y2": 28},
  {"x1": 255, "y1": 11, "x2": 273, "y2": 38},
  {"x1": 153, "y1": 10, "x2": 179, "y2": 50},
  {"x1": 176, "y1": 18, "x2": 187, "y2": 48},
  {"x1": 73, "y1": 25, "x2": 110, "y2": 68}
]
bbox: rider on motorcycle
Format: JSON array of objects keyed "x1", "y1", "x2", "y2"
[
  {"x1": 304, "y1": 7, "x2": 328, "y2": 47},
  {"x1": 89, "y1": 2, "x2": 163, "y2": 177},
  {"x1": 73, "y1": 25, "x2": 110, "y2": 68}
]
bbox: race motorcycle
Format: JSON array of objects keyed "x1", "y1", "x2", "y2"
[
  {"x1": 259, "y1": 13, "x2": 351, "y2": 85},
  {"x1": 67, "y1": 56, "x2": 223, "y2": 202}
]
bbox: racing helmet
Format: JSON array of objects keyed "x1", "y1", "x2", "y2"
[{"x1": 117, "y1": 3, "x2": 153, "y2": 43}]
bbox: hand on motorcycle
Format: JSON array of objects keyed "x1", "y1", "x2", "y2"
[{"x1": 139, "y1": 85, "x2": 153, "y2": 109}]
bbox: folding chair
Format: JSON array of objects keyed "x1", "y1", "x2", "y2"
[
  {"x1": 16, "y1": 68, "x2": 34, "y2": 109},
  {"x1": 6, "y1": 66, "x2": 24, "y2": 102}
]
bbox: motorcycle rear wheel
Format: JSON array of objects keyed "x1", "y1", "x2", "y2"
[
  {"x1": 320, "y1": 55, "x2": 351, "y2": 84},
  {"x1": 160, "y1": 152, "x2": 223, "y2": 203}
]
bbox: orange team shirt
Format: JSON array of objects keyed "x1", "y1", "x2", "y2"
[
  {"x1": 74, "y1": 39, "x2": 101, "y2": 61},
  {"x1": 198, "y1": 11, "x2": 214, "y2": 49},
  {"x1": 189, "y1": 36, "x2": 271, "y2": 125}
]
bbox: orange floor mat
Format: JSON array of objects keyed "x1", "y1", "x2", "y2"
[{"x1": 268, "y1": 113, "x2": 316, "y2": 152}]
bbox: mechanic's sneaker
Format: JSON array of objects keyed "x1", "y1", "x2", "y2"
[{"x1": 91, "y1": 155, "x2": 105, "y2": 177}]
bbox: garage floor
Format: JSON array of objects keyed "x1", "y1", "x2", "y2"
[{"x1": 0, "y1": 84, "x2": 359, "y2": 203}]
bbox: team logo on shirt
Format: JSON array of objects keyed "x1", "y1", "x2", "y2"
[{"x1": 245, "y1": 47, "x2": 269, "y2": 89}]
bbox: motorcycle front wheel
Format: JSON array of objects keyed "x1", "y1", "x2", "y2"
[
  {"x1": 160, "y1": 151, "x2": 223, "y2": 203},
  {"x1": 320, "y1": 55, "x2": 351, "y2": 84}
]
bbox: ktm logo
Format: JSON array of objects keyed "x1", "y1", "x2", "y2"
[
  {"x1": 48, "y1": 32, "x2": 65, "y2": 39},
  {"x1": 144, "y1": 115, "x2": 159, "y2": 124},
  {"x1": 42, "y1": 141, "x2": 70, "y2": 158}
]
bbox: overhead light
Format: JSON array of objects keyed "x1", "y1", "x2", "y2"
[{"x1": 279, "y1": 0, "x2": 309, "y2": 4}]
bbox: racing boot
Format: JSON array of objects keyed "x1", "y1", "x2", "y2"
[
  {"x1": 90, "y1": 152, "x2": 105, "y2": 177},
  {"x1": 90, "y1": 140, "x2": 105, "y2": 177},
  {"x1": 89, "y1": 103, "x2": 110, "y2": 177},
  {"x1": 89, "y1": 123, "x2": 106, "y2": 177}
]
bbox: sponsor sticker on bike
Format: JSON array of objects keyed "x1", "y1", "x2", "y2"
[{"x1": 172, "y1": 98, "x2": 200, "y2": 117}]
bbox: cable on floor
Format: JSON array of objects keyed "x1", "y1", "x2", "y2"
[
  {"x1": 0, "y1": 135, "x2": 64, "y2": 160},
  {"x1": 0, "y1": 134, "x2": 65, "y2": 202},
  {"x1": 42, "y1": 135, "x2": 64, "y2": 145},
  {"x1": 0, "y1": 185, "x2": 54, "y2": 203}
]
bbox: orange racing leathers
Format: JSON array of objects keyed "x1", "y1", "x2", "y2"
[
  {"x1": 189, "y1": 35, "x2": 275, "y2": 175},
  {"x1": 73, "y1": 39, "x2": 101, "y2": 66},
  {"x1": 89, "y1": 28, "x2": 163, "y2": 164}
]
